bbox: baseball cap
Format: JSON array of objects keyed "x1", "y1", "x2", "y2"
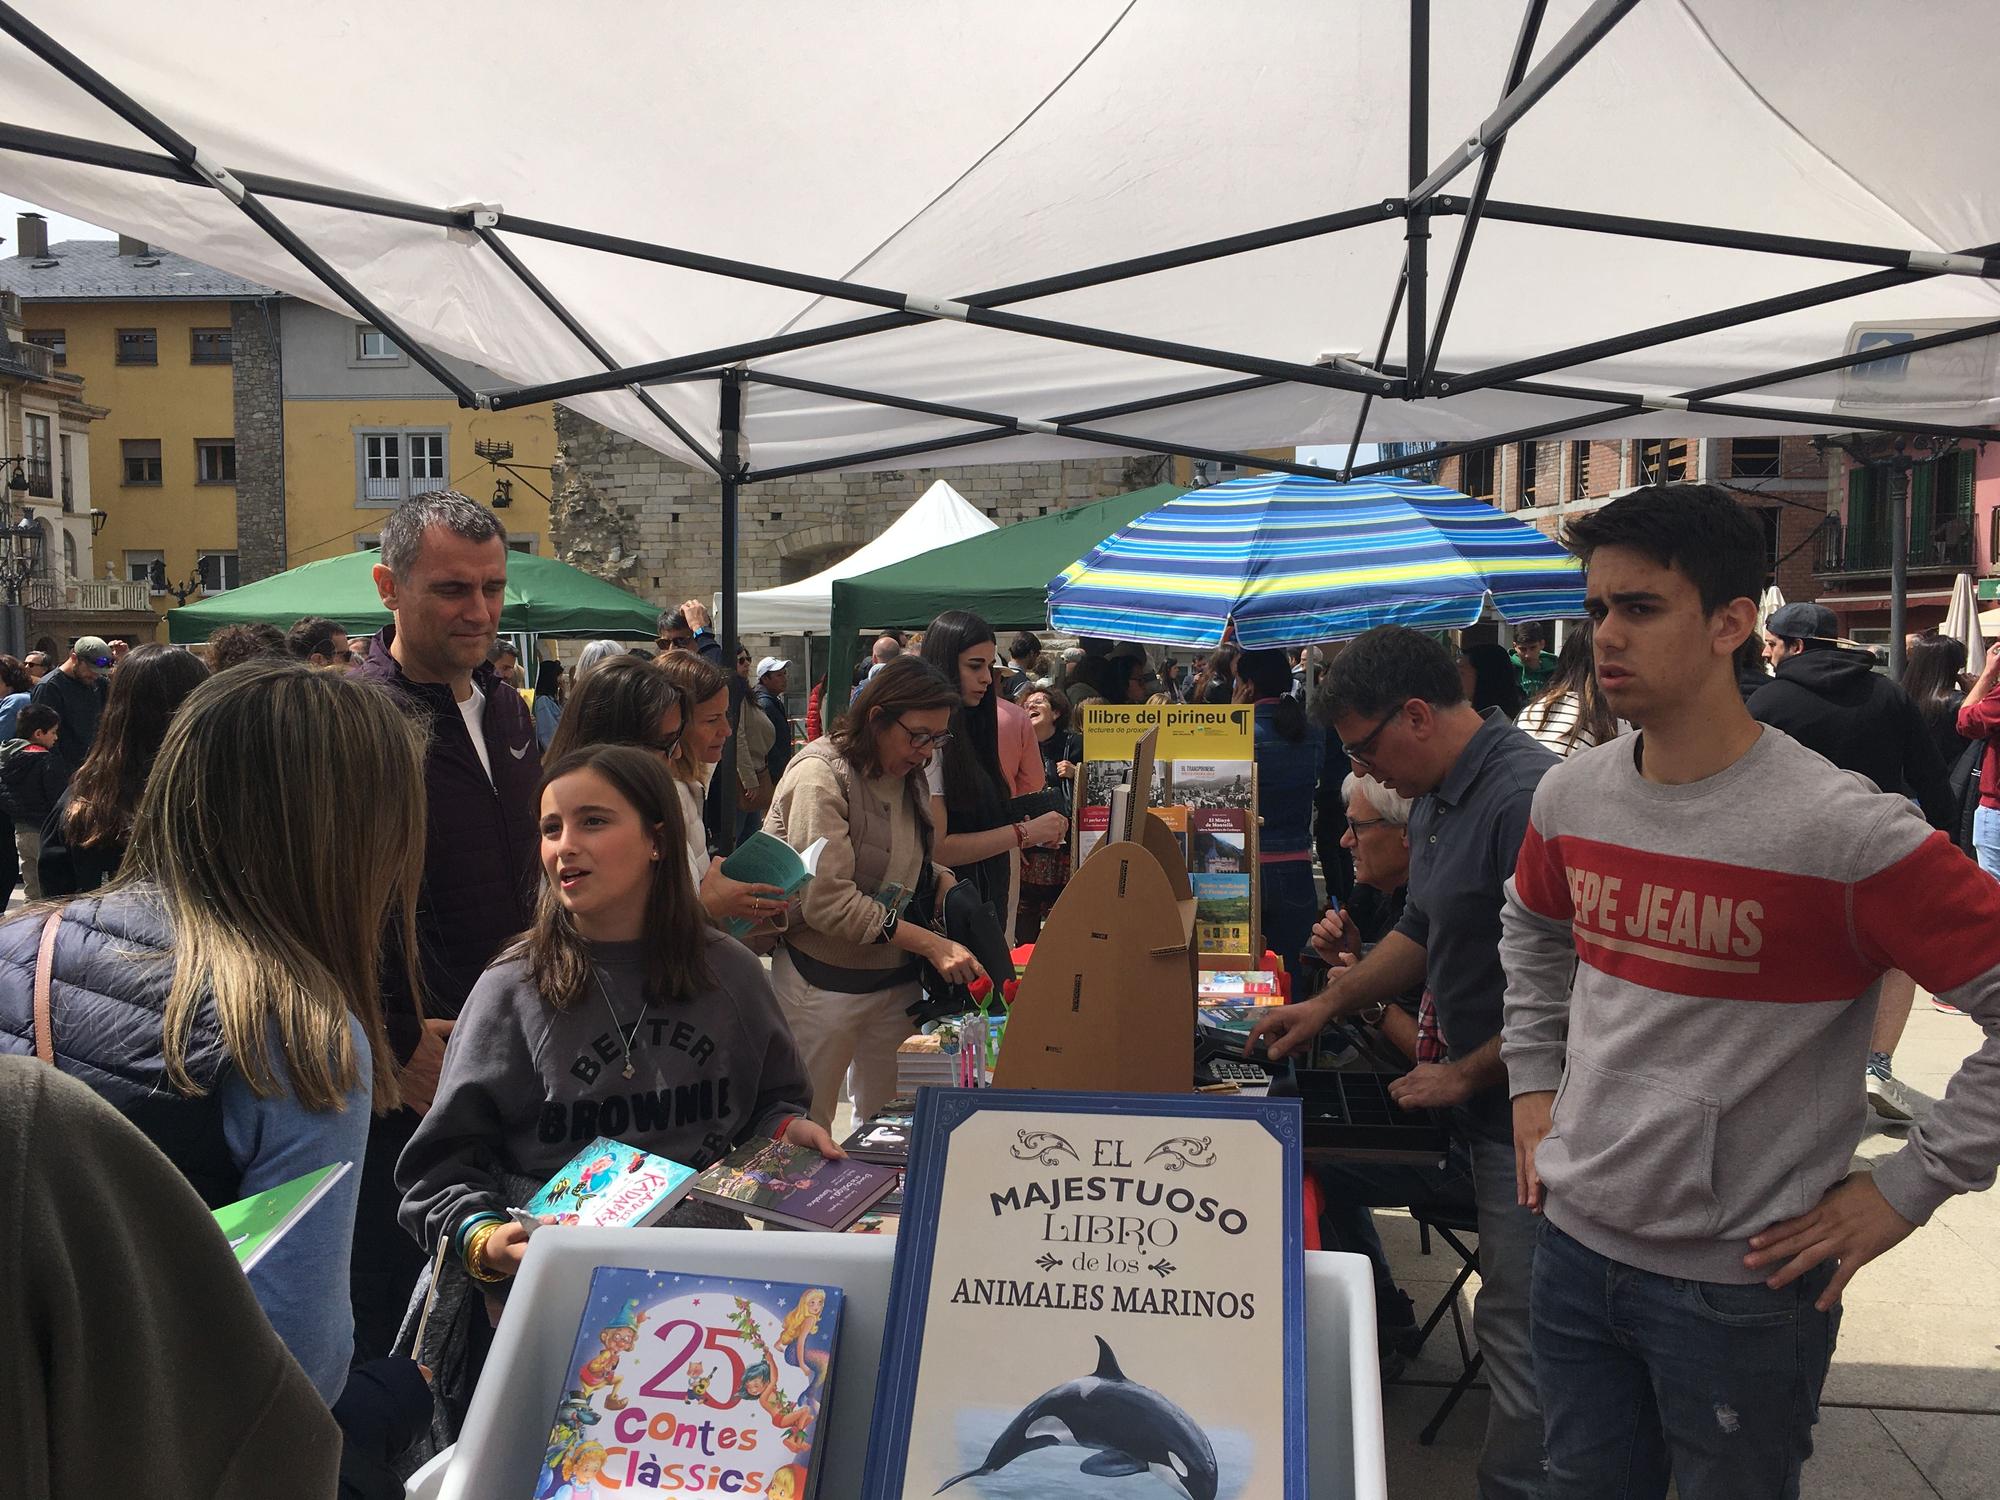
[
  {"x1": 1765, "y1": 603, "x2": 1839, "y2": 643},
  {"x1": 72, "y1": 635, "x2": 112, "y2": 665},
  {"x1": 755, "y1": 656, "x2": 791, "y2": 679}
]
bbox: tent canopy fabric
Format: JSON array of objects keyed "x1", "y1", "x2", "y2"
[
  {"x1": 725, "y1": 479, "x2": 995, "y2": 636},
  {"x1": 165, "y1": 547, "x2": 660, "y2": 643},
  {"x1": 2, "y1": 1, "x2": 1997, "y2": 485},
  {"x1": 1047, "y1": 473, "x2": 1585, "y2": 649},
  {"x1": 826, "y1": 483, "x2": 1184, "y2": 693}
]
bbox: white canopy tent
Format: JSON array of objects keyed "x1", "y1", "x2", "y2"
[
  {"x1": 2, "y1": 0, "x2": 1997, "y2": 658},
  {"x1": 723, "y1": 479, "x2": 995, "y2": 636}
]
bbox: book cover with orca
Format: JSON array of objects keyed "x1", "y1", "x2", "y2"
[{"x1": 859, "y1": 1088, "x2": 1305, "y2": 1500}]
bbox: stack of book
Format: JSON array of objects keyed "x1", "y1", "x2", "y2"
[
  {"x1": 894, "y1": 1033, "x2": 961, "y2": 1095},
  {"x1": 1198, "y1": 969, "x2": 1286, "y2": 1008}
]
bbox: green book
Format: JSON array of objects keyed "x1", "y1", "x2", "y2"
[
  {"x1": 717, "y1": 831, "x2": 827, "y2": 938},
  {"x1": 211, "y1": 1161, "x2": 352, "y2": 1274}
]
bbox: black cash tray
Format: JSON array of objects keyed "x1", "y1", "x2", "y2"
[{"x1": 1286, "y1": 1068, "x2": 1453, "y2": 1164}]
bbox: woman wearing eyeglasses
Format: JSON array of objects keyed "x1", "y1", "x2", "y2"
[{"x1": 762, "y1": 657, "x2": 985, "y2": 1128}]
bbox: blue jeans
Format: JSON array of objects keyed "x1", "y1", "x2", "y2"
[
  {"x1": 1974, "y1": 805, "x2": 2000, "y2": 882},
  {"x1": 1531, "y1": 1220, "x2": 1840, "y2": 1500},
  {"x1": 1259, "y1": 859, "x2": 1319, "y2": 987}
]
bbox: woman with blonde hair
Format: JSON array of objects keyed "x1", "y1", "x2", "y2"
[{"x1": 0, "y1": 660, "x2": 427, "y2": 1405}]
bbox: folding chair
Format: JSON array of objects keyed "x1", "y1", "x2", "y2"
[{"x1": 1407, "y1": 1202, "x2": 1484, "y2": 1446}]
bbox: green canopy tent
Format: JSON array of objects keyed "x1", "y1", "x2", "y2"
[
  {"x1": 825, "y1": 483, "x2": 1184, "y2": 695},
  {"x1": 166, "y1": 548, "x2": 659, "y2": 643}
]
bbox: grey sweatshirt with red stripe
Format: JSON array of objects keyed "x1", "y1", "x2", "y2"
[{"x1": 1500, "y1": 727, "x2": 2000, "y2": 1283}]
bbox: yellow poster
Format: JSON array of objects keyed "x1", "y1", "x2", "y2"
[{"x1": 1078, "y1": 703, "x2": 1255, "y2": 763}]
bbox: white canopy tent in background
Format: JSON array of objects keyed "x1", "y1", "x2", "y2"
[
  {"x1": 2, "y1": 0, "x2": 1997, "y2": 672},
  {"x1": 723, "y1": 479, "x2": 994, "y2": 636}
]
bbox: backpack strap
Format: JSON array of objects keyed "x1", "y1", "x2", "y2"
[{"x1": 31, "y1": 909, "x2": 61, "y2": 1064}]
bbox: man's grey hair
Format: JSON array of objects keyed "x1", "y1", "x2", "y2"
[
  {"x1": 576, "y1": 639, "x2": 627, "y2": 679},
  {"x1": 378, "y1": 490, "x2": 507, "y2": 579},
  {"x1": 1341, "y1": 771, "x2": 1415, "y2": 827}
]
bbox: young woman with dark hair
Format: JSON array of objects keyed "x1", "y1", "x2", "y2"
[
  {"x1": 1234, "y1": 648, "x2": 1325, "y2": 985},
  {"x1": 921, "y1": 612, "x2": 1066, "y2": 934},
  {"x1": 45, "y1": 644, "x2": 211, "y2": 895},
  {"x1": 1516, "y1": 625, "x2": 1623, "y2": 757},
  {"x1": 763, "y1": 656, "x2": 987, "y2": 1126},
  {"x1": 532, "y1": 659, "x2": 565, "y2": 751},
  {"x1": 1903, "y1": 633, "x2": 1970, "y2": 768},
  {"x1": 399, "y1": 743, "x2": 829, "y2": 1278},
  {"x1": 1017, "y1": 686, "x2": 1083, "y2": 944},
  {"x1": 1458, "y1": 642, "x2": 1527, "y2": 720}
]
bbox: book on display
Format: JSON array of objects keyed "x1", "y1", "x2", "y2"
[
  {"x1": 536, "y1": 1265, "x2": 844, "y2": 1499},
  {"x1": 690, "y1": 1138, "x2": 900, "y2": 1232},
  {"x1": 510, "y1": 1137, "x2": 697, "y2": 1234},
  {"x1": 858, "y1": 1087, "x2": 1307, "y2": 1500}
]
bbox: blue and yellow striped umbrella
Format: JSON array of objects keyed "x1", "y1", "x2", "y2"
[{"x1": 1046, "y1": 472, "x2": 1585, "y2": 649}]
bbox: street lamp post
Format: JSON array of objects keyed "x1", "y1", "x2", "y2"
[
  {"x1": 0, "y1": 456, "x2": 46, "y2": 659},
  {"x1": 1813, "y1": 433, "x2": 1957, "y2": 679}
]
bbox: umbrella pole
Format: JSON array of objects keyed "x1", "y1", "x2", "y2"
[
  {"x1": 718, "y1": 369, "x2": 746, "y2": 855},
  {"x1": 1890, "y1": 466, "x2": 1908, "y2": 678}
]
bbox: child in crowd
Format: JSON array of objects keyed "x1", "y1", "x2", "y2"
[
  {"x1": 1, "y1": 702, "x2": 65, "y2": 900},
  {"x1": 397, "y1": 744, "x2": 835, "y2": 1288}
]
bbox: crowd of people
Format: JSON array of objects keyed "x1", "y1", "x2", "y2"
[{"x1": 5, "y1": 482, "x2": 1999, "y2": 1500}]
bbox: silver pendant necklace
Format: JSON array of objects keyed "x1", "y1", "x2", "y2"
[{"x1": 591, "y1": 966, "x2": 641, "y2": 1079}]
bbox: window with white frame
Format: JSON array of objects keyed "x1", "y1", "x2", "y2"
[
  {"x1": 357, "y1": 430, "x2": 448, "y2": 504},
  {"x1": 356, "y1": 326, "x2": 399, "y2": 360},
  {"x1": 125, "y1": 549, "x2": 165, "y2": 592},
  {"x1": 196, "y1": 439, "x2": 236, "y2": 485},
  {"x1": 61, "y1": 531, "x2": 76, "y2": 580},
  {"x1": 197, "y1": 551, "x2": 241, "y2": 592}
]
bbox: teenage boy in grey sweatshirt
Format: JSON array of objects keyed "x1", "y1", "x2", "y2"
[{"x1": 1501, "y1": 485, "x2": 2000, "y2": 1500}]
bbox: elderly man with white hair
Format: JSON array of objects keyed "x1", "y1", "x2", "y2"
[{"x1": 1309, "y1": 769, "x2": 1479, "y2": 1376}]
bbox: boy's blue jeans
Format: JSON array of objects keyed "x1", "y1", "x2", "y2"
[{"x1": 1531, "y1": 1219, "x2": 1840, "y2": 1500}]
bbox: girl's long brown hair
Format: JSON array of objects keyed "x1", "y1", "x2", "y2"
[
  {"x1": 1522, "y1": 623, "x2": 1618, "y2": 751},
  {"x1": 524, "y1": 745, "x2": 713, "y2": 1010},
  {"x1": 545, "y1": 654, "x2": 681, "y2": 765},
  {"x1": 118, "y1": 660, "x2": 426, "y2": 1112},
  {"x1": 65, "y1": 644, "x2": 212, "y2": 850}
]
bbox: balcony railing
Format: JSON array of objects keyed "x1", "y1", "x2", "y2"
[
  {"x1": 22, "y1": 458, "x2": 52, "y2": 500},
  {"x1": 24, "y1": 575, "x2": 154, "y2": 612},
  {"x1": 0, "y1": 339, "x2": 54, "y2": 380},
  {"x1": 1818, "y1": 516, "x2": 1976, "y2": 575}
]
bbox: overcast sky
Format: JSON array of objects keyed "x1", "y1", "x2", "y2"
[{"x1": 0, "y1": 192, "x2": 116, "y2": 249}]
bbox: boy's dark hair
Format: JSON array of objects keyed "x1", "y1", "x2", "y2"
[
  {"x1": 286, "y1": 615, "x2": 344, "y2": 661},
  {"x1": 1514, "y1": 620, "x2": 1551, "y2": 648},
  {"x1": 16, "y1": 703, "x2": 58, "y2": 737},
  {"x1": 1562, "y1": 484, "x2": 1764, "y2": 615},
  {"x1": 208, "y1": 622, "x2": 287, "y2": 674},
  {"x1": 1318, "y1": 626, "x2": 1465, "y2": 722},
  {"x1": 1007, "y1": 631, "x2": 1041, "y2": 662}
]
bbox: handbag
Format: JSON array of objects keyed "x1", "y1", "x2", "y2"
[{"x1": 903, "y1": 860, "x2": 1016, "y2": 1026}]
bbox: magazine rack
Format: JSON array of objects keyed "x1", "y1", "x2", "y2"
[{"x1": 407, "y1": 1227, "x2": 1386, "y2": 1500}]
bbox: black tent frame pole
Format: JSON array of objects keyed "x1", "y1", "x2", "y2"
[
  {"x1": 1409, "y1": 0, "x2": 1641, "y2": 206},
  {"x1": 1422, "y1": 0, "x2": 1549, "y2": 383},
  {"x1": 472, "y1": 225, "x2": 721, "y2": 472},
  {"x1": 719, "y1": 369, "x2": 746, "y2": 681},
  {"x1": 1336, "y1": 270, "x2": 1405, "y2": 481},
  {"x1": 0, "y1": 5, "x2": 478, "y2": 407},
  {"x1": 1678, "y1": 317, "x2": 2000, "y2": 403},
  {"x1": 1439, "y1": 242, "x2": 2000, "y2": 397},
  {"x1": 1465, "y1": 197, "x2": 2000, "y2": 279},
  {"x1": 1403, "y1": 0, "x2": 1430, "y2": 400}
]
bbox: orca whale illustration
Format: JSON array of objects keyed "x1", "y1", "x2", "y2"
[{"x1": 936, "y1": 1335, "x2": 1219, "y2": 1500}]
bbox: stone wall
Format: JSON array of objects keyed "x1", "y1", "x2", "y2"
[
  {"x1": 552, "y1": 408, "x2": 1170, "y2": 641},
  {"x1": 230, "y1": 298, "x2": 287, "y2": 581}
]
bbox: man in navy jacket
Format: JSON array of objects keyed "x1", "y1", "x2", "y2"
[{"x1": 349, "y1": 490, "x2": 541, "y2": 1357}]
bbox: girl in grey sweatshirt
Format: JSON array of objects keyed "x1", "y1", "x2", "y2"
[{"x1": 396, "y1": 745, "x2": 831, "y2": 1284}]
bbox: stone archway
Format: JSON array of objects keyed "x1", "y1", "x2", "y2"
[{"x1": 773, "y1": 520, "x2": 870, "y2": 585}]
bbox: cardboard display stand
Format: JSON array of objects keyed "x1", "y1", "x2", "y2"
[
  {"x1": 994, "y1": 730, "x2": 1197, "y2": 1093},
  {"x1": 405, "y1": 1228, "x2": 1386, "y2": 1500}
]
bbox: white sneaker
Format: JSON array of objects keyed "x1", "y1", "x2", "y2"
[{"x1": 1866, "y1": 1064, "x2": 1916, "y2": 1123}]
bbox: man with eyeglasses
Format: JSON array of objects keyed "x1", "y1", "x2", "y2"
[
  {"x1": 29, "y1": 634, "x2": 111, "y2": 775},
  {"x1": 1252, "y1": 624, "x2": 1558, "y2": 1500},
  {"x1": 656, "y1": 600, "x2": 724, "y2": 666},
  {"x1": 286, "y1": 615, "x2": 354, "y2": 671}
]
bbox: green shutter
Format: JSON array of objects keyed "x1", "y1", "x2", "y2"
[{"x1": 1846, "y1": 466, "x2": 1876, "y2": 568}]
